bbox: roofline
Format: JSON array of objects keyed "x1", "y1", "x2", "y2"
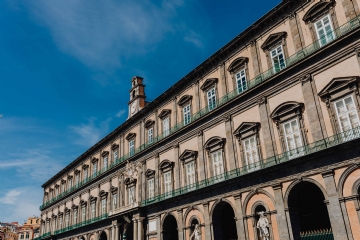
[{"x1": 42, "y1": 0, "x2": 307, "y2": 188}]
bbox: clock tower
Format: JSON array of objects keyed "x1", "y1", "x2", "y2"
[{"x1": 128, "y1": 76, "x2": 147, "y2": 118}]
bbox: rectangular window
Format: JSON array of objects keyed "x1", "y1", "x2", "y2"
[
  {"x1": 211, "y1": 150, "x2": 224, "y2": 182},
  {"x1": 283, "y1": 118, "x2": 304, "y2": 158},
  {"x1": 183, "y1": 105, "x2": 191, "y2": 125},
  {"x1": 334, "y1": 95, "x2": 360, "y2": 141},
  {"x1": 21, "y1": 235, "x2": 24, "y2": 239},
  {"x1": 163, "y1": 117, "x2": 170, "y2": 137},
  {"x1": 112, "y1": 194, "x2": 117, "y2": 209},
  {"x1": 236, "y1": 69, "x2": 247, "y2": 93},
  {"x1": 101, "y1": 198, "x2": 106, "y2": 215},
  {"x1": 83, "y1": 169, "x2": 88, "y2": 181},
  {"x1": 73, "y1": 209, "x2": 77, "y2": 224},
  {"x1": 148, "y1": 128, "x2": 154, "y2": 144},
  {"x1": 186, "y1": 161, "x2": 196, "y2": 191},
  {"x1": 315, "y1": 15, "x2": 334, "y2": 47},
  {"x1": 25, "y1": 234, "x2": 29, "y2": 239},
  {"x1": 68, "y1": 179, "x2": 72, "y2": 189},
  {"x1": 129, "y1": 140, "x2": 135, "y2": 157},
  {"x1": 93, "y1": 162, "x2": 97, "y2": 175},
  {"x1": 128, "y1": 186, "x2": 135, "y2": 204},
  {"x1": 59, "y1": 217, "x2": 62, "y2": 229},
  {"x1": 103, "y1": 156, "x2": 108, "y2": 170},
  {"x1": 65, "y1": 214, "x2": 69, "y2": 227},
  {"x1": 81, "y1": 207, "x2": 86, "y2": 222},
  {"x1": 270, "y1": 45, "x2": 286, "y2": 73},
  {"x1": 148, "y1": 178, "x2": 155, "y2": 199},
  {"x1": 243, "y1": 135, "x2": 260, "y2": 172},
  {"x1": 164, "y1": 171, "x2": 172, "y2": 198},
  {"x1": 207, "y1": 88, "x2": 217, "y2": 111},
  {"x1": 61, "y1": 184, "x2": 65, "y2": 193},
  {"x1": 91, "y1": 203, "x2": 95, "y2": 219},
  {"x1": 113, "y1": 150, "x2": 118, "y2": 161},
  {"x1": 75, "y1": 174, "x2": 80, "y2": 186}
]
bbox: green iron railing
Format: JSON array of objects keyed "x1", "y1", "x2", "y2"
[
  {"x1": 53, "y1": 214, "x2": 108, "y2": 235},
  {"x1": 40, "y1": 15, "x2": 360, "y2": 211},
  {"x1": 300, "y1": 229, "x2": 334, "y2": 240},
  {"x1": 34, "y1": 237, "x2": 41, "y2": 240},
  {"x1": 142, "y1": 125, "x2": 360, "y2": 206},
  {"x1": 40, "y1": 232, "x2": 51, "y2": 239}
]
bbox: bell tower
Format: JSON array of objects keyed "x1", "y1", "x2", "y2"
[{"x1": 128, "y1": 76, "x2": 146, "y2": 118}]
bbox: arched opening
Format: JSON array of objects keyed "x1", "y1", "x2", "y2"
[
  {"x1": 189, "y1": 218, "x2": 200, "y2": 238},
  {"x1": 163, "y1": 214, "x2": 178, "y2": 240},
  {"x1": 79, "y1": 237, "x2": 85, "y2": 240},
  {"x1": 212, "y1": 201, "x2": 238, "y2": 240},
  {"x1": 288, "y1": 182, "x2": 332, "y2": 240},
  {"x1": 99, "y1": 232, "x2": 107, "y2": 240}
]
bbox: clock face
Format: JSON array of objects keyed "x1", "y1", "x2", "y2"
[{"x1": 131, "y1": 102, "x2": 137, "y2": 114}]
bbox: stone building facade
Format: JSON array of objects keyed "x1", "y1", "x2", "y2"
[{"x1": 39, "y1": 0, "x2": 360, "y2": 240}]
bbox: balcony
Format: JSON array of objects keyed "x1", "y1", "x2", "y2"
[
  {"x1": 108, "y1": 202, "x2": 141, "y2": 216},
  {"x1": 141, "y1": 126, "x2": 360, "y2": 206},
  {"x1": 40, "y1": 15, "x2": 360, "y2": 211},
  {"x1": 53, "y1": 214, "x2": 108, "y2": 235}
]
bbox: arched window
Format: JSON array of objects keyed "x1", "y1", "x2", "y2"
[{"x1": 204, "y1": 136, "x2": 227, "y2": 182}]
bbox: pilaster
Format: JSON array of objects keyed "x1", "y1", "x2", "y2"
[
  {"x1": 272, "y1": 183, "x2": 291, "y2": 240},
  {"x1": 234, "y1": 194, "x2": 246, "y2": 240},
  {"x1": 258, "y1": 97, "x2": 277, "y2": 157},
  {"x1": 224, "y1": 115, "x2": 237, "y2": 170},
  {"x1": 177, "y1": 209, "x2": 184, "y2": 240},
  {"x1": 202, "y1": 202, "x2": 212, "y2": 240},
  {"x1": 197, "y1": 130, "x2": 206, "y2": 181}
]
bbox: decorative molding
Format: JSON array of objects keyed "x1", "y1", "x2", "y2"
[
  {"x1": 233, "y1": 122, "x2": 260, "y2": 140},
  {"x1": 158, "y1": 109, "x2": 172, "y2": 119},
  {"x1": 99, "y1": 190, "x2": 108, "y2": 198},
  {"x1": 178, "y1": 95, "x2": 193, "y2": 107},
  {"x1": 270, "y1": 101, "x2": 304, "y2": 122},
  {"x1": 125, "y1": 133, "x2": 136, "y2": 141},
  {"x1": 228, "y1": 57, "x2": 249, "y2": 73},
  {"x1": 204, "y1": 136, "x2": 226, "y2": 152},
  {"x1": 303, "y1": 0, "x2": 335, "y2": 23},
  {"x1": 299, "y1": 74, "x2": 312, "y2": 85},
  {"x1": 159, "y1": 159, "x2": 175, "y2": 171},
  {"x1": 261, "y1": 32, "x2": 288, "y2": 50},
  {"x1": 179, "y1": 150, "x2": 198, "y2": 163},
  {"x1": 111, "y1": 143, "x2": 119, "y2": 150},
  {"x1": 101, "y1": 151, "x2": 109, "y2": 157},
  {"x1": 257, "y1": 96, "x2": 267, "y2": 106},
  {"x1": 145, "y1": 169, "x2": 156, "y2": 178},
  {"x1": 318, "y1": 76, "x2": 360, "y2": 99},
  {"x1": 91, "y1": 157, "x2": 99, "y2": 163},
  {"x1": 200, "y1": 78, "x2": 219, "y2": 91},
  {"x1": 144, "y1": 120, "x2": 155, "y2": 129}
]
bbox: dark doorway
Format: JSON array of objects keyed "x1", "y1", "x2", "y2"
[
  {"x1": 99, "y1": 232, "x2": 107, "y2": 240},
  {"x1": 212, "y1": 201, "x2": 238, "y2": 240},
  {"x1": 122, "y1": 222, "x2": 133, "y2": 240},
  {"x1": 163, "y1": 214, "x2": 178, "y2": 240},
  {"x1": 288, "y1": 182, "x2": 332, "y2": 240}
]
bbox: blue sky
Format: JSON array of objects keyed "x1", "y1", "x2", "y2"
[{"x1": 0, "y1": 0, "x2": 279, "y2": 222}]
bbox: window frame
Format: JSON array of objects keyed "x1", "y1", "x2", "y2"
[
  {"x1": 183, "y1": 104, "x2": 191, "y2": 125},
  {"x1": 179, "y1": 149, "x2": 198, "y2": 191},
  {"x1": 159, "y1": 160, "x2": 175, "y2": 199},
  {"x1": 314, "y1": 14, "x2": 335, "y2": 47}
]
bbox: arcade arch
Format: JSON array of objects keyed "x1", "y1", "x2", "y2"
[{"x1": 211, "y1": 200, "x2": 238, "y2": 240}]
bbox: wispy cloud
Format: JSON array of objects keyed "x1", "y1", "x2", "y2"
[
  {"x1": 70, "y1": 117, "x2": 112, "y2": 147},
  {"x1": 184, "y1": 30, "x2": 203, "y2": 48},
  {"x1": 116, "y1": 109, "x2": 126, "y2": 118},
  {"x1": 0, "y1": 190, "x2": 22, "y2": 204},
  {"x1": 25, "y1": 0, "x2": 185, "y2": 69}
]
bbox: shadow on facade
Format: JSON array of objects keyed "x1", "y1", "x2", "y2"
[{"x1": 162, "y1": 215, "x2": 178, "y2": 240}]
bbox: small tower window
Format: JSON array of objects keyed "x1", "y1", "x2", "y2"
[{"x1": 132, "y1": 90, "x2": 135, "y2": 99}]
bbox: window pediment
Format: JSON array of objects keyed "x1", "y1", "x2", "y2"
[
  {"x1": 200, "y1": 78, "x2": 218, "y2": 91},
  {"x1": 89, "y1": 195, "x2": 97, "y2": 202},
  {"x1": 71, "y1": 204, "x2": 78, "y2": 210},
  {"x1": 145, "y1": 120, "x2": 155, "y2": 129},
  {"x1": 67, "y1": 175, "x2": 73, "y2": 179},
  {"x1": 228, "y1": 57, "x2": 249, "y2": 72},
  {"x1": 159, "y1": 159, "x2": 175, "y2": 171},
  {"x1": 64, "y1": 207, "x2": 70, "y2": 213},
  {"x1": 179, "y1": 149, "x2": 198, "y2": 162},
  {"x1": 91, "y1": 157, "x2": 99, "y2": 163},
  {"x1": 158, "y1": 109, "x2": 172, "y2": 119},
  {"x1": 82, "y1": 164, "x2": 89, "y2": 169},
  {"x1": 61, "y1": 179, "x2": 66, "y2": 184},
  {"x1": 51, "y1": 214, "x2": 57, "y2": 219},
  {"x1": 124, "y1": 177, "x2": 137, "y2": 186},
  {"x1": 110, "y1": 186, "x2": 118, "y2": 193},
  {"x1": 126, "y1": 133, "x2": 136, "y2": 141},
  {"x1": 270, "y1": 101, "x2": 304, "y2": 122},
  {"x1": 80, "y1": 199, "x2": 87, "y2": 206},
  {"x1": 74, "y1": 169, "x2": 80, "y2": 174},
  {"x1": 111, "y1": 143, "x2": 119, "y2": 150},
  {"x1": 261, "y1": 32, "x2": 287, "y2": 51},
  {"x1": 57, "y1": 212, "x2": 63, "y2": 217},
  {"x1": 55, "y1": 184, "x2": 59, "y2": 188},
  {"x1": 101, "y1": 151, "x2": 109, "y2": 157},
  {"x1": 234, "y1": 122, "x2": 260, "y2": 139},
  {"x1": 204, "y1": 136, "x2": 226, "y2": 152},
  {"x1": 318, "y1": 76, "x2": 359, "y2": 99},
  {"x1": 178, "y1": 95, "x2": 193, "y2": 107},
  {"x1": 145, "y1": 169, "x2": 156, "y2": 178},
  {"x1": 303, "y1": 1, "x2": 335, "y2": 23},
  {"x1": 99, "y1": 190, "x2": 108, "y2": 198}
]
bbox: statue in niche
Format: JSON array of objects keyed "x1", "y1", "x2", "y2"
[
  {"x1": 257, "y1": 211, "x2": 270, "y2": 240},
  {"x1": 190, "y1": 224, "x2": 201, "y2": 240}
]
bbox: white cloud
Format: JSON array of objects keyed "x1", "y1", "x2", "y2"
[
  {"x1": 70, "y1": 117, "x2": 112, "y2": 147},
  {"x1": 116, "y1": 109, "x2": 126, "y2": 118},
  {"x1": 24, "y1": 0, "x2": 184, "y2": 69},
  {"x1": 184, "y1": 30, "x2": 203, "y2": 48},
  {"x1": 0, "y1": 190, "x2": 22, "y2": 204}
]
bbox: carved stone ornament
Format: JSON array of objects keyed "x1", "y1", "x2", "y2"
[
  {"x1": 145, "y1": 169, "x2": 155, "y2": 178},
  {"x1": 200, "y1": 78, "x2": 218, "y2": 91},
  {"x1": 179, "y1": 150, "x2": 198, "y2": 164},
  {"x1": 61, "y1": 179, "x2": 66, "y2": 184},
  {"x1": 257, "y1": 211, "x2": 270, "y2": 240},
  {"x1": 300, "y1": 74, "x2": 312, "y2": 85},
  {"x1": 125, "y1": 132, "x2": 136, "y2": 141},
  {"x1": 227, "y1": 57, "x2": 249, "y2": 73},
  {"x1": 222, "y1": 114, "x2": 231, "y2": 122},
  {"x1": 318, "y1": 76, "x2": 360, "y2": 100},
  {"x1": 303, "y1": 0, "x2": 335, "y2": 23},
  {"x1": 82, "y1": 164, "x2": 89, "y2": 169},
  {"x1": 144, "y1": 119, "x2": 155, "y2": 129},
  {"x1": 99, "y1": 190, "x2": 108, "y2": 198},
  {"x1": 261, "y1": 32, "x2": 287, "y2": 50},
  {"x1": 80, "y1": 199, "x2": 87, "y2": 206},
  {"x1": 257, "y1": 96, "x2": 267, "y2": 106},
  {"x1": 91, "y1": 157, "x2": 99, "y2": 163},
  {"x1": 111, "y1": 143, "x2": 119, "y2": 150},
  {"x1": 158, "y1": 109, "x2": 172, "y2": 119},
  {"x1": 71, "y1": 204, "x2": 78, "y2": 210},
  {"x1": 355, "y1": 48, "x2": 360, "y2": 58},
  {"x1": 124, "y1": 161, "x2": 141, "y2": 182},
  {"x1": 177, "y1": 95, "x2": 193, "y2": 107},
  {"x1": 102, "y1": 151, "x2": 109, "y2": 157}
]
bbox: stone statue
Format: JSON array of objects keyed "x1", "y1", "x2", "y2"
[
  {"x1": 190, "y1": 224, "x2": 201, "y2": 240},
  {"x1": 256, "y1": 211, "x2": 270, "y2": 240}
]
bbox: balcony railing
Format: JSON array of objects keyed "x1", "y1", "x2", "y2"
[
  {"x1": 39, "y1": 232, "x2": 50, "y2": 239},
  {"x1": 53, "y1": 214, "x2": 108, "y2": 235},
  {"x1": 300, "y1": 229, "x2": 334, "y2": 240},
  {"x1": 40, "y1": 15, "x2": 360, "y2": 211},
  {"x1": 142, "y1": 125, "x2": 360, "y2": 206}
]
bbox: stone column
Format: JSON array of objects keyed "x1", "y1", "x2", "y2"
[
  {"x1": 177, "y1": 209, "x2": 184, "y2": 240},
  {"x1": 322, "y1": 171, "x2": 349, "y2": 240},
  {"x1": 140, "y1": 120, "x2": 144, "y2": 146},
  {"x1": 120, "y1": 175, "x2": 124, "y2": 206},
  {"x1": 219, "y1": 62, "x2": 228, "y2": 96},
  {"x1": 154, "y1": 153, "x2": 160, "y2": 196},
  {"x1": 195, "y1": 81, "x2": 201, "y2": 112},
  {"x1": 173, "y1": 97, "x2": 178, "y2": 125},
  {"x1": 107, "y1": 179, "x2": 112, "y2": 213},
  {"x1": 174, "y1": 144, "x2": 180, "y2": 189},
  {"x1": 141, "y1": 161, "x2": 146, "y2": 202},
  {"x1": 258, "y1": 97, "x2": 277, "y2": 158},
  {"x1": 289, "y1": 13, "x2": 304, "y2": 52},
  {"x1": 250, "y1": 40, "x2": 262, "y2": 76},
  {"x1": 138, "y1": 217, "x2": 144, "y2": 240},
  {"x1": 133, "y1": 219, "x2": 138, "y2": 240},
  {"x1": 224, "y1": 115, "x2": 237, "y2": 170},
  {"x1": 197, "y1": 130, "x2": 206, "y2": 181},
  {"x1": 156, "y1": 215, "x2": 161, "y2": 240},
  {"x1": 154, "y1": 110, "x2": 159, "y2": 137},
  {"x1": 234, "y1": 194, "x2": 246, "y2": 240},
  {"x1": 96, "y1": 185, "x2": 100, "y2": 217},
  {"x1": 300, "y1": 75, "x2": 327, "y2": 141},
  {"x1": 272, "y1": 183, "x2": 290, "y2": 240},
  {"x1": 339, "y1": 200, "x2": 354, "y2": 240},
  {"x1": 203, "y1": 202, "x2": 212, "y2": 240},
  {"x1": 111, "y1": 222, "x2": 116, "y2": 240}
]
